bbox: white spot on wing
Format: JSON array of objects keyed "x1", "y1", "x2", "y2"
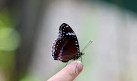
[
  {"x1": 66, "y1": 25, "x2": 69, "y2": 27},
  {"x1": 66, "y1": 32, "x2": 75, "y2": 36}
]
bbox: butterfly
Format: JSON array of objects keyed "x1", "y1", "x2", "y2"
[{"x1": 52, "y1": 23, "x2": 83, "y2": 62}]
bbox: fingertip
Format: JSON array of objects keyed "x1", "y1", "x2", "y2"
[{"x1": 69, "y1": 61, "x2": 83, "y2": 73}]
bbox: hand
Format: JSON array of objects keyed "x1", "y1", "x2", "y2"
[{"x1": 48, "y1": 61, "x2": 83, "y2": 81}]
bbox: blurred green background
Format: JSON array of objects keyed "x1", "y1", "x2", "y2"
[{"x1": 0, "y1": 0, "x2": 137, "y2": 81}]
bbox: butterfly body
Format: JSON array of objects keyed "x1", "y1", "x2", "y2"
[{"x1": 52, "y1": 23, "x2": 83, "y2": 62}]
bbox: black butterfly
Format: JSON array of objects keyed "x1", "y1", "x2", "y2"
[{"x1": 52, "y1": 23, "x2": 83, "y2": 62}]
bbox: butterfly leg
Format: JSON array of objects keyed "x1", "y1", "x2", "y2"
[
  {"x1": 80, "y1": 56, "x2": 82, "y2": 63},
  {"x1": 65, "y1": 62, "x2": 69, "y2": 67}
]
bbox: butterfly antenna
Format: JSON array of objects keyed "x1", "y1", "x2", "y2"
[{"x1": 81, "y1": 40, "x2": 93, "y2": 53}]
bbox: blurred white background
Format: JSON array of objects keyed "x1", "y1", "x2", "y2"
[{"x1": 23, "y1": 1, "x2": 137, "y2": 81}]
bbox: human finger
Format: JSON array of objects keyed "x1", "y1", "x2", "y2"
[{"x1": 48, "y1": 61, "x2": 83, "y2": 81}]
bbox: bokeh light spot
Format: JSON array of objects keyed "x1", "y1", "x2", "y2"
[{"x1": 0, "y1": 28, "x2": 21, "y2": 51}]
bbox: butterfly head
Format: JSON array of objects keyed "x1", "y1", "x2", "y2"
[{"x1": 80, "y1": 52, "x2": 84, "y2": 56}]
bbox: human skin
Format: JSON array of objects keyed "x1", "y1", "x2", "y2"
[{"x1": 47, "y1": 61, "x2": 83, "y2": 81}]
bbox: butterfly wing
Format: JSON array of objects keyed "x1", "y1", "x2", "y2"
[{"x1": 52, "y1": 23, "x2": 81, "y2": 62}]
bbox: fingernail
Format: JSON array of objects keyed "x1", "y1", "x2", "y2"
[
  {"x1": 76, "y1": 61, "x2": 83, "y2": 73},
  {"x1": 70, "y1": 61, "x2": 83, "y2": 73}
]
